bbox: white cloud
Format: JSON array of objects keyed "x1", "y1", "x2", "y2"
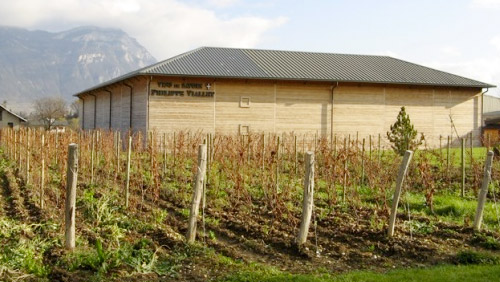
[
  {"x1": 374, "y1": 50, "x2": 400, "y2": 58},
  {"x1": 425, "y1": 56, "x2": 500, "y2": 95},
  {"x1": 440, "y1": 46, "x2": 462, "y2": 57},
  {"x1": 470, "y1": 0, "x2": 500, "y2": 9},
  {"x1": 491, "y1": 35, "x2": 500, "y2": 51},
  {"x1": 0, "y1": 0, "x2": 286, "y2": 60},
  {"x1": 207, "y1": 0, "x2": 240, "y2": 8}
]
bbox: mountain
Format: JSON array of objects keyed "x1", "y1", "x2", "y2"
[{"x1": 0, "y1": 26, "x2": 156, "y2": 112}]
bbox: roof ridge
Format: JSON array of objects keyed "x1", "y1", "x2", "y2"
[
  {"x1": 139, "y1": 46, "x2": 206, "y2": 74},
  {"x1": 207, "y1": 46, "x2": 391, "y2": 58}
]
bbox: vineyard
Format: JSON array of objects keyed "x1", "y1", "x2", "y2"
[{"x1": 0, "y1": 128, "x2": 499, "y2": 281}]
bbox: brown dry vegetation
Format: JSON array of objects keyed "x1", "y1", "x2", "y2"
[{"x1": 0, "y1": 128, "x2": 499, "y2": 281}]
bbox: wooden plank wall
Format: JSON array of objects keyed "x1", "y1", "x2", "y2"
[
  {"x1": 149, "y1": 78, "x2": 216, "y2": 134},
  {"x1": 333, "y1": 84, "x2": 482, "y2": 147},
  {"x1": 276, "y1": 81, "x2": 331, "y2": 136},
  {"x1": 81, "y1": 75, "x2": 482, "y2": 148},
  {"x1": 82, "y1": 95, "x2": 95, "y2": 130},
  {"x1": 216, "y1": 80, "x2": 275, "y2": 133},
  {"x1": 79, "y1": 77, "x2": 147, "y2": 134}
]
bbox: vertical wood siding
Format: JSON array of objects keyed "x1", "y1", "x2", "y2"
[{"x1": 81, "y1": 76, "x2": 482, "y2": 147}]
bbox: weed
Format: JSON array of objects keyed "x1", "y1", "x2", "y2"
[
  {"x1": 454, "y1": 250, "x2": 500, "y2": 265},
  {"x1": 471, "y1": 233, "x2": 500, "y2": 250}
]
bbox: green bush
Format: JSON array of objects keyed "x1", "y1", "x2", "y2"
[{"x1": 387, "y1": 106, "x2": 423, "y2": 156}]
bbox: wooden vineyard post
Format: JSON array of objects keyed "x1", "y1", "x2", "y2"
[
  {"x1": 369, "y1": 135, "x2": 372, "y2": 160},
  {"x1": 474, "y1": 151, "x2": 493, "y2": 231},
  {"x1": 13, "y1": 129, "x2": 16, "y2": 161},
  {"x1": 247, "y1": 135, "x2": 251, "y2": 163},
  {"x1": 378, "y1": 133, "x2": 381, "y2": 164},
  {"x1": 361, "y1": 138, "x2": 365, "y2": 187},
  {"x1": 55, "y1": 132, "x2": 58, "y2": 165},
  {"x1": 262, "y1": 133, "x2": 265, "y2": 171},
  {"x1": 473, "y1": 151, "x2": 494, "y2": 231},
  {"x1": 439, "y1": 135, "x2": 443, "y2": 159},
  {"x1": 116, "y1": 131, "x2": 121, "y2": 175},
  {"x1": 64, "y1": 143, "x2": 78, "y2": 250},
  {"x1": 173, "y1": 132, "x2": 176, "y2": 179},
  {"x1": 387, "y1": 150, "x2": 413, "y2": 238},
  {"x1": 276, "y1": 136, "x2": 280, "y2": 194},
  {"x1": 334, "y1": 134, "x2": 337, "y2": 157},
  {"x1": 343, "y1": 137, "x2": 348, "y2": 203},
  {"x1": 470, "y1": 132, "x2": 473, "y2": 165},
  {"x1": 461, "y1": 138, "x2": 465, "y2": 197},
  {"x1": 125, "y1": 136, "x2": 132, "y2": 209},
  {"x1": 40, "y1": 134, "x2": 45, "y2": 210},
  {"x1": 26, "y1": 128, "x2": 30, "y2": 185},
  {"x1": 186, "y1": 144, "x2": 207, "y2": 243},
  {"x1": 90, "y1": 131, "x2": 95, "y2": 185},
  {"x1": 447, "y1": 136, "x2": 451, "y2": 172},
  {"x1": 297, "y1": 151, "x2": 315, "y2": 245},
  {"x1": 294, "y1": 135, "x2": 298, "y2": 175},
  {"x1": 163, "y1": 133, "x2": 167, "y2": 176}
]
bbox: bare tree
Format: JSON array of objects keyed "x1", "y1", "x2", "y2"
[
  {"x1": 33, "y1": 97, "x2": 67, "y2": 130},
  {"x1": 68, "y1": 100, "x2": 79, "y2": 119}
]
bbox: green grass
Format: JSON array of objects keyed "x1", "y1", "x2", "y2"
[
  {"x1": 417, "y1": 146, "x2": 489, "y2": 167},
  {"x1": 402, "y1": 192, "x2": 500, "y2": 230},
  {"x1": 220, "y1": 264, "x2": 500, "y2": 282}
]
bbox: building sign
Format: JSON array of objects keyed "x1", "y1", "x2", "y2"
[{"x1": 151, "y1": 81, "x2": 215, "y2": 97}]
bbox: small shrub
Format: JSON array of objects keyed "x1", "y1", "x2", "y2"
[
  {"x1": 386, "y1": 106, "x2": 423, "y2": 156},
  {"x1": 471, "y1": 234, "x2": 500, "y2": 250},
  {"x1": 454, "y1": 250, "x2": 500, "y2": 265}
]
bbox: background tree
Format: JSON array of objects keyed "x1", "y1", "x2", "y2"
[
  {"x1": 33, "y1": 97, "x2": 67, "y2": 130},
  {"x1": 387, "y1": 106, "x2": 423, "y2": 156}
]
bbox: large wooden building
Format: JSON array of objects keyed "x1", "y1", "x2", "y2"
[{"x1": 75, "y1": 47, "x2": 495, "y2": 147}]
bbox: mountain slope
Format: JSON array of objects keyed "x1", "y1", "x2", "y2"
[{"x1": 0, "y1": 26, "x2": 156, "y2": 111}]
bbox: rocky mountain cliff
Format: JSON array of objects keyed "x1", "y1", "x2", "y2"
[{"x1": 0, "y1": 26, "x2": 156, "y2": 112}]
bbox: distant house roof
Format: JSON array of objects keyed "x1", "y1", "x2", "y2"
[
  {"x1": 0, "y1": 105, "x2": 27, "y2": 122},
  {"x1": 76, "y1": 47, "x2": 496, "y2": 96}
]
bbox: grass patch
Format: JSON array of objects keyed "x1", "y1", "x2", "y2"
[
  {"x1": 220, "y1": 264, "x2": 500, "y2": 282},
  {"x1": 402, "y1": 192, "x2": 500, "y2": 231}
]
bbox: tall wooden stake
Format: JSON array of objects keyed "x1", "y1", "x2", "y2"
[
  {"x1": 447, "y1": 136, "x2": 451, "y2": 172},
  {"x1": 186, "y1": 144, "x2": 207, "y2": 243},
  {"x1": 125, "y1": 136, "x2": 132, "y2": 209},
  {"x1": 40, "y1": 134, "x2": 45, "y2": 210},
  {"x1": 276, "y1": 136, "x2": 280, "y2": 194},
  {"x1": 387, "y1": 150, "x2": 413, "y2": 238},
  {"x1": 64, "y1": 144, "x2": 79, "y2": 250},
  {"x1": 90, "y1": 131, "x2": 95, "y2": 185},
  {"x1": 343, "y1": 137, "x2": 347, "y2": 203},
  {"x1": 470, "y1": 131, "x2": 473, "y2": 165},
  {"x1": 473, "y1": 151, "x2": 494, "y2": 231},
  {"x1": 461, "y1": 138, "x2": 465, "y2": 197},
  {"x1": 294, "y1": 135, "x2": 298, "y2": 175},
  {"x1": 297, "y1": 151, "x2": 315, "y2": 245},
  {"x1": 361, "y1": 138, "x2": 365, "y2": 187},
  {"x1": 26, "y1": 128, "x2": 30, "y2": 185}
]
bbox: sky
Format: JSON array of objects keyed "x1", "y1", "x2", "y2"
[{"x1": 0, "y1": 0, "x2": 499, "y2": 96}]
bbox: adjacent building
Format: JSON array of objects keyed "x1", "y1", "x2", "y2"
[
  {"x1": 75, "y1": 47, "x2": 495, "y2": 147},
  {"x1": 0, "y1": 104, "x2": 27, "y2": 129}
]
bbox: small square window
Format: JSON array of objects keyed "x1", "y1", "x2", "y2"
[
  {"x1": 239, "y1": 124, "x2": 250, "y2": 136},
  {"x1": 240, "y1": 96, "x2": 250, "y2": 108}
]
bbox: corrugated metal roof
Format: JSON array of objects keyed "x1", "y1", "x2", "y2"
[{"x1": 75, "y1": 47, "x2": 495, "y2": 95}]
